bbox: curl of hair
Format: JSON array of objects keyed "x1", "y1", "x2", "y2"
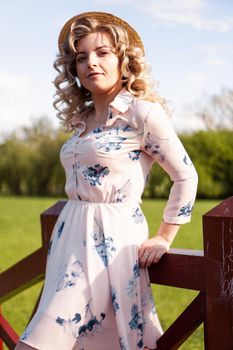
[{"x1": 53, "y1": 17, "x2": 169, "y2": 131}]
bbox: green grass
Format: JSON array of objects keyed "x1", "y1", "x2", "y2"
[{"x1": 0, "y1": 196, "x2": 220, "y2": 349}]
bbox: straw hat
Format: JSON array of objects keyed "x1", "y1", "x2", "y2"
[{"x1": 58, "y1": 11, "x2": 144, "y2": 54}]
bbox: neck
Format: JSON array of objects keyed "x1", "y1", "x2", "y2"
[{"x1": 92, "y1": 85, "x2": 122, "y2": 121}]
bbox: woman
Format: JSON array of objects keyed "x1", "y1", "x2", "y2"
[{"x1": 15, "y1": 11, "x2": 198, "y2": 350}]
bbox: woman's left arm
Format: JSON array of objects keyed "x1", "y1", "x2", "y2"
[{"x1": 138, "y1": 102, "x2": 198, "y2": 267}]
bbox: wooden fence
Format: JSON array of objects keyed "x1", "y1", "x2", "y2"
[{"x1": 0, "y1": 197, "x2": 233, "y2": 349}]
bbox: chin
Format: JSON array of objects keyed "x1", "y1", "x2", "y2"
[{"x1": 88, "y1": 85, "x2": 121, "y2": 95}]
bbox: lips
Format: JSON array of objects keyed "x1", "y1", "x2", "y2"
[{"x1": 87, "y1": 72, "x2": 104, "y2": 78}]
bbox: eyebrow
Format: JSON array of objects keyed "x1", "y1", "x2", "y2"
[{"x1": 76, "y1": 45, "x2": 111, "y2": 55}]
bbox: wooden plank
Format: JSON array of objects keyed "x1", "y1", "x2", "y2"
[
  {"x1": 0, "y1": 309, "x2": 19, "y2": 350},
  {"x1": 0, "y1": 307, "x2": 3, "y2": 350},
  {"x1": 0, "y1": 248, "x2": 46, "y2": 303},
  {"x1": 148, "y1": 248, "x2": 205, "y2": 291},
  {"x1": 156, "y1": 292, "x2": 204, "y2": 349},
  {"x1": 40, "y1": 200, "x2": 67, "y2": 247},
  {"x1": 203, "y1": 196, "x2": 233, "y2": 350}
]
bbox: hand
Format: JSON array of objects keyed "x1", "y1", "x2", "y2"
[{"x1": 138, "y1": 236, "x2": 170, "y2": 268}]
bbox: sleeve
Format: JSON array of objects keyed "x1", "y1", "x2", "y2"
[{"x1": 140, "y1": 103, "x2": 198, "y2": 224}]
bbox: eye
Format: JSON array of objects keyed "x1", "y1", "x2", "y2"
[
  {"x1": 98, "y1": 50, "x2": 111, "y2": 56},
  {"x1": 76, "y1": 56, "x2": 86, "y2": 63}
]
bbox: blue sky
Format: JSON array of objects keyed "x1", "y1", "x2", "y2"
[{"x1": 1, "y1": 0, "x2": 233, "y2": 135}]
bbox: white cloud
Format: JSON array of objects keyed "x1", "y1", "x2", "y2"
[
  {"x1": 198, "y1": 43, "x2": 233, "y2": 66},
  {"x1": 0, "y1": 70, "x2": 34, "y2": 133},
  {"x1": 188, "y1": 72, "x2": 207, "y2": 86},
  {"x1": 204, "y1": 57, "x2": 228, "y2": 66},
  {"x1": 172, "y1": 108, "x2": 205, "y2": 132},
  {"x1": 93, "y1": 0, "x2": 130, "y2": 4},
  {"x1": 137, "y1": 0, "x2": 233, "y2": 32}
]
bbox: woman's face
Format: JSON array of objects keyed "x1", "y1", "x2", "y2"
[{"x1": 76, "y1": 32, "x2": 122, "y2": 97}]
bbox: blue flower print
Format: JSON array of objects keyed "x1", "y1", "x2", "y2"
[
  {"x1": 178, "y1": 202, "x2": 193, "y2": 217},
  {"x1": 56, "y1": 316, "x2": 66, "y2": 326},
  {"x1": 133, "y1": 261, "x2": 140, "y2": 279},
  {"x1": 132, "y1": 207, "x2": 144, "y2": 223},
  {"x1": 183, "y1": 154, "x2": 193, "y2": 166},
  {"x1": 113, "y1": 125, "x2": 134, "y2": 133},
  {"x1": 56, "y1": 259, "x2": 84, "y2": 292},
  {"x1": 178, "y1": 202, "x2": 193, "y2": 216},
  {"x1": 123, "y1": 124, "x2": 133, "y2": 132},
  {"x1": 129, "y1": 305, "x2": 141, "y2": 330},
  {"x1": 112, "y1": 179, "x2": 131, "y2": 203},
  {"x1": 20, "y1": 329, "x2": 29, "y2": 341},
  {"x1": 128, "y1": 150, "x2": 141, "y2": 161},
  {"x1": 47, "y1": 240, "x2": 53, "y2": 256},
  {"x1": 83, "y1": 164, "x2": 110, "y2": 186},
  {"x1": 140, "y1": 289, "x2": 156, "y2": 315},
  {"x1": 72, "y1": 313, "x2": 82, "y2": 323},
  {"x1": 78, "y1": 299, "x2": 106, "y2": 339},
  {"x1": 78, "y1": 313, "x2": 105, "y2": 337},
  {"x1": 92, "y1": 217, "x2": 116, "y2": 267},
  {"x1": 110, "y1": 286, "x2": 120, "y2": 314},
  {"x1": 94, "y1": 126, "x2": 128, "y2": 151},
  {"x1": 144, "y1": 132, "x2": 165, "y2": 163},
  {"x1": 119, "y1": 337, "x2": 129, "y2": 350},
  {"x1": 55, "y1": 313, "x2": 82, "y2": 338},
  {"x1": 108, "y1": 107, "x2": 113, "y2": 119},
  {"x1": 95, "y1": 139, "x2": 126, "y2": 152},
  {"x1": 93, "y1": 126, "x2": 105, "y2": 134},
  {"x1": 57, "y1": 221, "x2": 65, "y2": 238},
  {"x1": 128, "y1": 304, "x2": 144, "y2": 348},
  {"x1": 56, "y1": 299, "x2": 106, "y2": 341},
  {"x1": 126, "y1": 262, "x2": 140, "y2": 297}
]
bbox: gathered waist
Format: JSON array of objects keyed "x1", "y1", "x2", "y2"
[{"x1": 67, "y1": 199, "x2": 141, "y2": 206}]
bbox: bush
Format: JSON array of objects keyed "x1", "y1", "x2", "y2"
[{"x1": 0, "y1": 118, "x2": 232, "y2": 199}]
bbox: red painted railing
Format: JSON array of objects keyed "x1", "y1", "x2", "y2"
[{"x1": 0, "y1": 197, "x2": 233, "y2": 349}]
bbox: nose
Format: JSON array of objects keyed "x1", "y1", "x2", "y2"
[{"x1": 87, "y1": 53, "x2": 98, "y2": 67}]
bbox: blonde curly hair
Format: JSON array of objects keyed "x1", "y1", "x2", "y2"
[{"x1": 53, "y1": 17, "x2": 167, "y2": 130}]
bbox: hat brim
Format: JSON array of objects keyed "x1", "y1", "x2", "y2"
[{"x1": 58, "y1": 11, "x2": 144, "y2": 55}]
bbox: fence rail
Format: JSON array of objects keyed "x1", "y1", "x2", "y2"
[{"x1": 0, "y1": 197, "x2": 233, "y2": 349}]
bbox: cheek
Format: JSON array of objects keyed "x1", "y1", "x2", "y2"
[
  {"x1": 76, "y1": 62, "x2": 85, "y2": 76},
  {"x1": 109, "y1": 59, "x2": 121, "y2": 77}
]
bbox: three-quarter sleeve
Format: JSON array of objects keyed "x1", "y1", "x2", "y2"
[{"x1": 140, "y1": 103, "x2": 198, "y2": 224}]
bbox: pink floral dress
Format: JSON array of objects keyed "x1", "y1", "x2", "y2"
[{"x1": 20, "y1": 89, "x2": 198, "y2": 350}]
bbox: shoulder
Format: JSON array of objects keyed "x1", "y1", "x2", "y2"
[
  {"x1": 130, "y1": 98, "x2": 168, "y2": 124},
  {"x1": 130, "y1": 97, "x2": 176, "y2": 139}
]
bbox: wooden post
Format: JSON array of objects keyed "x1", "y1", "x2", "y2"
[
  {"x1": 40, "y1": 200, "x2": 67, "y2": 249},
  {"x1": 203, "y1": 196, "x2": 233, "y2": 350},
  {"x1": 0, "y1": 306, "x2": 19, "y2": 350},
  {"x1": 0, "y1": 306, "x2": 3, "y2": 350}
]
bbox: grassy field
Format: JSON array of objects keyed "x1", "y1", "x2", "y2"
[{"x1": 0, "y1": 196, "x2": 220, "y2": 349}]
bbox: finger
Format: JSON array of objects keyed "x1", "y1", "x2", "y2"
[
  {"x1": 138, "y1": 246, "x2": 150, "y2": 260},
  {"x1": 138, "y1": 248, "x2": 147, "y2": 260},
  {"x1": 153, "y1": 248, "x2": 167, "y2": 264},
  {"x1": 138, "y1": 243, "x2": 150, "y2": 259},
  {"x1": 145, "y1": 251, "x2": 157, "y2": 267},
  {"x1": 139, "y1": 250, "x2": 150, "y2": 268}
]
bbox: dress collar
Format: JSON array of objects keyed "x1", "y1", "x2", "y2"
[
  {"x1": 70, "y1": 88, "x2": 135, "y2": 134},
  {"x1": 109, "y1": 88, "x2": 134, "y2": 114}
]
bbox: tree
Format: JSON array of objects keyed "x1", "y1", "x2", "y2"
[
  {"x1": 0, "y1": 116, "x2": 68, "y2": 196},
  {"x1": 191, "y1": 87, "x2": 233, "y2": 130}
]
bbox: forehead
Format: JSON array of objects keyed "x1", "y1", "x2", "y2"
[{"x1": 76, "y1": 31, "x2": 113, "y2": 51}]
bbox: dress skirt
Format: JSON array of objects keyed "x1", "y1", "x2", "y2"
[{"x1": 20, "y1": 200, "x2": 163, "y2": 349}]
